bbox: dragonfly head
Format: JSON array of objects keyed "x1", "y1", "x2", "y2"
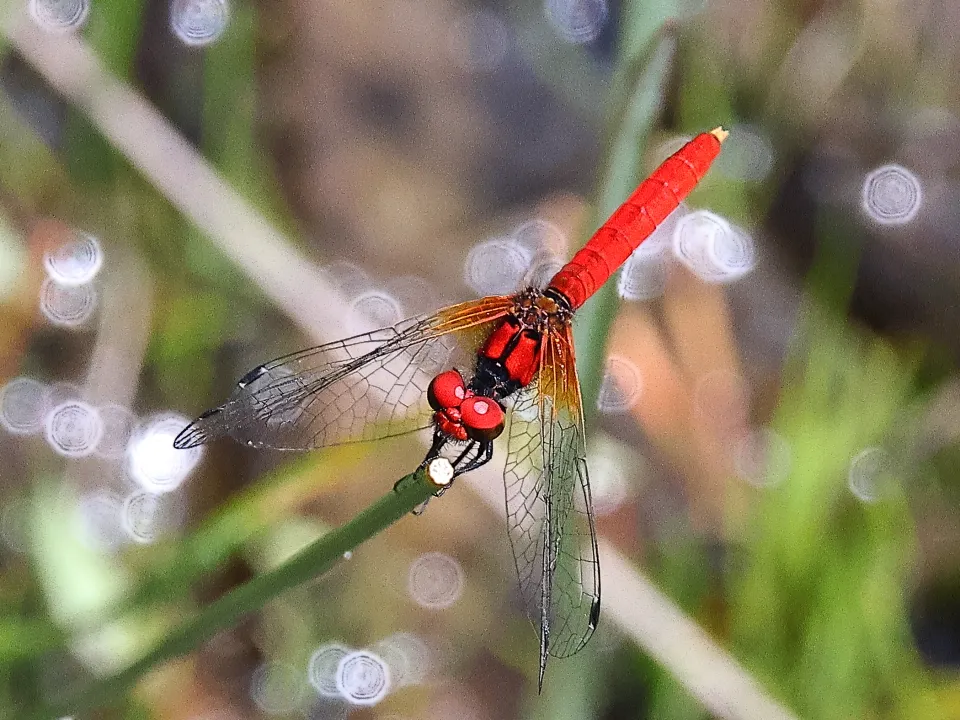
[
  {"x1": 428, "y1": 370, "x2": 505, "y2": 443},
  {"x1": 460, "y1": 395, "x2": 505, "y2": 442}
]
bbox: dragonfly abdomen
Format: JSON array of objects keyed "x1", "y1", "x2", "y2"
[{"x1": 547, "y1": 128, "x2": 726, "y2": 310}]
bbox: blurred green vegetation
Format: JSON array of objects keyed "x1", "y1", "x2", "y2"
[{"x1": 0, "y1": 0, "x2": 959, "y2": 718}]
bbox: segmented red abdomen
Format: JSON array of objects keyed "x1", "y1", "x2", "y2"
[{"x1": 548, "y1": 129, "x2": 725, "y2": 310}]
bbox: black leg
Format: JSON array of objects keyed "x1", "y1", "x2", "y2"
[{"x1": 452, "y1": 441, "x2": 493, "y2": 477}]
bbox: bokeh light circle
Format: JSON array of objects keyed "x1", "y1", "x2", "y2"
[
  {"x1": 351, "y1": 290, "x2": 403, "y2": 327},
  {"x1": 544, "y1": 0, "x2": 608, "y2": 44},
  {"x1": 848, "y1": 447, "x2": 897, "y2": 502},
  {"x1": 28, "y1": 0, "x2": 89, "y2": 32},
  {"x1": 95, "y1": 404, "x2": 136, "y2": 459},
  {"x1": 336, "y1": 650, "x2": 391, "y2": 706},
  {"x1": 463, "y1": 237, "x2": 532, "y2": 295},
  {"x1": 76, "y1": 490, "x2": 125, "y2": 553},
  {"x1": 618, "y1": 204, "x2": 687, "y2": 301},
  {"x1": 511, "y1": 219, "x2": 568, "y2": 258},
  {"x1": 733, "y1": 428, "x2": 792, "y2": 488},
  {"x1": 0, "y1": 377, "x2": 50, "y2": 435},
  {"x1": 308, "y1": 643, "x2": 352, "y2": 697},
  {"x1": 249, "y1": 662, "x2": 305, "y2": 715},
  {"x1": 524, "y1": 256, "x2": 565, "y2": 290},
  {"x1": 48, "y1": 382, "x2": 82, "y2": 407},
  {"x1": 585, "y1": 444, "x2": 632, "y2": 515},
  {"x1": 640, "y1": 204, "x2": 689, "y2": 259},
  {"x1": 45, "y1": 401, "x2": 103, "y2": 458},
  {"x1": 322, "y1": 261, "x2": 373, "y2": 299},
  {"x1": 407, "y1": 551, "x2": 464, "y2": 609},
  {"x1": 39, "y1": 279, "x2": 97, "y2": 328},
  {"x1": 596, "y1": 355, "x2": 642, "y2": 414},
  {"x1": 713, "y1": 125, "x2": 775, "y2": 182},
  {"x1": 861, "y1": 163, "x2": 923, "y2": 226},
  {"x1": 121, "y1": 491, "x2": 183, "y2": 545},
  {"x1": 618, "y1": 253, "x2": 668, "y2": 301},
  {"x1": 383, "y1": 275, "x2": 439, "y2": 316},
  {"x1": 373, "y1": 632, "x2": 432, "y2": 688},
  {"x1": 127, "y1": 413, "x2": 202, "y2": 493},
  {"x1": 43, "y1": 232, "x2": 103, "y2": 286},
  {"x1": 673, "y1": 210, "x2": 755, "y2": 283},
  {"x1": 170, "y1": 0, "x2": 230, "y2": 47}
]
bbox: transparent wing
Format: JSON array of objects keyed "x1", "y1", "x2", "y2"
[
  {"x1": 174, "y1": 297, "x2": 515, "y2": 450},
  {"x1": 503, "y1": 324, "x2": 601, "y2": 686}
]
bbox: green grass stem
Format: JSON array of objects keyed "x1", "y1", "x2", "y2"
[{"x1": 20, "y1": 468, "x2": 436, "y2": 720}]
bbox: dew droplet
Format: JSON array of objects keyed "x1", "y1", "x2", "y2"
[
  {"x1": 861, "y1": 163, "x2": 923, "y2": 226},
  {"x1": 407, "y1": 551, "x2": 464, "y2": 609}
]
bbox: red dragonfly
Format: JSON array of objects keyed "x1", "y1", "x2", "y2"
[{"x1": 174, "y1": 128, "x2": 726, "y2": 687}]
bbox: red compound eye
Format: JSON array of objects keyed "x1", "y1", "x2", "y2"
[
  {"x1": 460, "y1": 396, "x2": 505, "y2": 442},
  {"x1": 427, "y1": 370, "x2": 467, "y2": 411}
]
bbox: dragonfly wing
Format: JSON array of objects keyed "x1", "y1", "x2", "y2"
[
  {"x1": 503, "y1": 325, "x2": 601, "y2": 687},
  {"x1": 174, "y1": 297, "x2": 515, "y2": 450}
]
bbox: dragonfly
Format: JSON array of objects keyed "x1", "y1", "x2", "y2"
[{"x1": 174, "y1": 128, "x2": 726, "y2": 688}]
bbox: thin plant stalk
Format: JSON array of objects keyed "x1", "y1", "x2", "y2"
[
  {"x1": 572, "y1": 26, "x2": 678, "y2": 414},
  {"x1": 19, "y1": 468, "x2": 438, "y2": 720}
]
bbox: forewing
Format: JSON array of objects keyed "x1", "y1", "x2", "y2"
[
  {"x1": 503, "y1": 324, "x2": 601, "y2": 681},
  {"x1": 174, "y1": 297, "x2": 514, "y2": 450}
]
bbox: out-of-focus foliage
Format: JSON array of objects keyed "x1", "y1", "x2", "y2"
[{"x1": 1, "y1": 0, "x2": 959, "y2": 718}]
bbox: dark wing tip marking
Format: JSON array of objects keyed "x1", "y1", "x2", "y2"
[{"x1": 172, "y1": 407, "x2": 223, "y2": 449}]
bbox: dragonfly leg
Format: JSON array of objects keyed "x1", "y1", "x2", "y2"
[
  {"x1": 431, "y1": 441, "x2": 475, "y2": 496},
  {"x1": 452, "y1": 440, "x2": 493, "y2": 477},
  {"x1": 417, "y1": 428, "x2": 447, "y2": 468}
]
